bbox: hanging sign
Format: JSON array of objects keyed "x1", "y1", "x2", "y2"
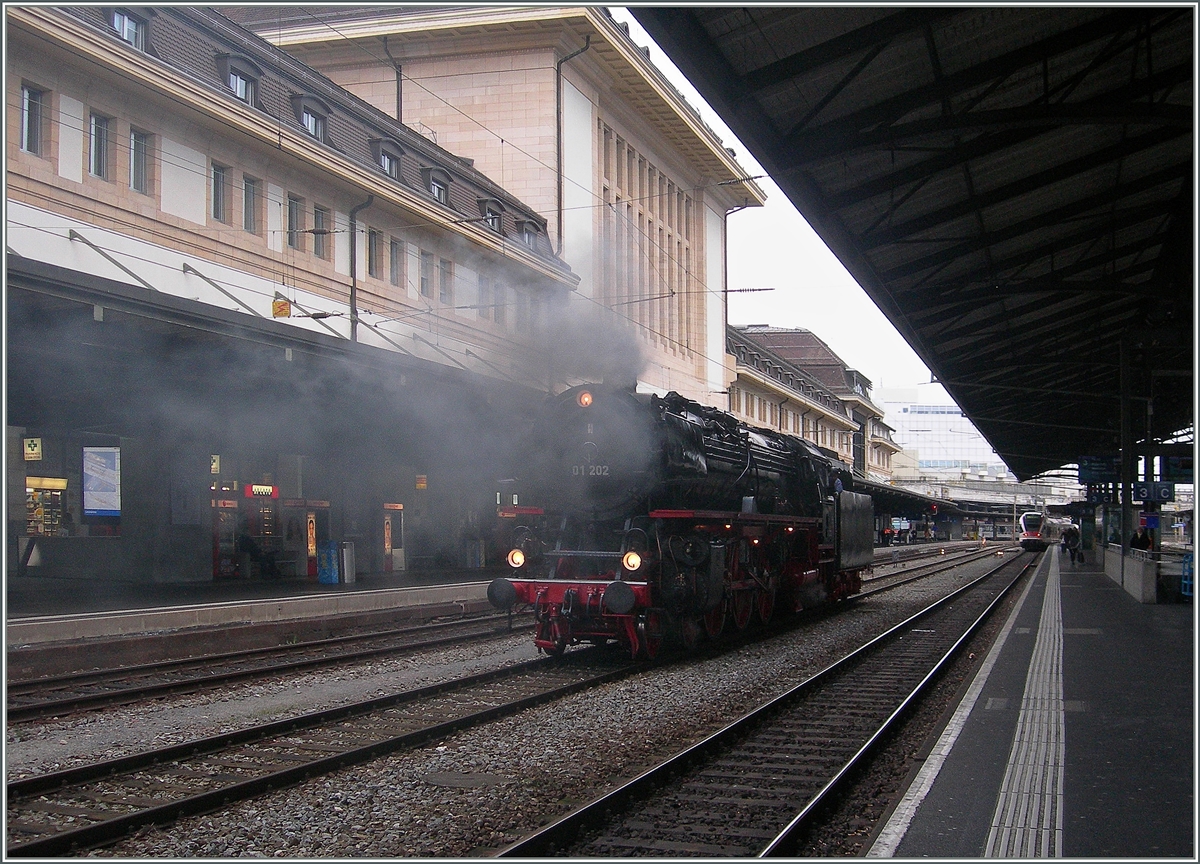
[{"x1": 23, "y1": 438, "x2": 42, "y2": 461}]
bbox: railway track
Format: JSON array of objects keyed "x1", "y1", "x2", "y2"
[
  {"x1": 500, "y1": 550, "x2": 1037, "y2": 857},
  {"x1": 5, "y1": 650, "x2": 638, "y2": 857},
  {"x1": 6, "y1": 612, "x2": 530, "y2": 723},
  {"x1": 6, "y1": 546, "x2": 1018, "y2": 856}
]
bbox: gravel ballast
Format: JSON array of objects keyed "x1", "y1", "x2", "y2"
[{"x1": 8, "y1": 557, "x2": 1020, "y2": 857}]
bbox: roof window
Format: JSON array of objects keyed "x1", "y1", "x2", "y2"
[
  {"x1": 216, "y1": 55, "x2": 263, "y2": 109},
  {"x1": 290, "y1": 94, "x2": 333, "y2": 145}
]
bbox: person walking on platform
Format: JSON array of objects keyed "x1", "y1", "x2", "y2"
[{"x1": 1061, "y1": 523, "x2": 1081, "y2": 564}]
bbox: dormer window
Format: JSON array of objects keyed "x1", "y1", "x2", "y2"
[
  {"x1": 477, "y1": 198, "x2": 505, "y2": 232},
  {"x1": 369, "y1": 138, "x2": 405, "y2": 181},
  {"x1": 290, "y1": 94, "x2": 332, "y2": 144},
  {"x1": 302, "y1": 109, "x2": 324, "y2": 139},
  {"x1": 112, "y1": 9, "x2": 145, "y2": 50},
  {"x1": 421, "y1": 167, "x2": 452, "y2": 205},
  {"x1": 517, "y1": 220, "x2": 540, "y2": 248},
  {"x1": 216, "y1": 55, "x2": 263, "y2": 109}
]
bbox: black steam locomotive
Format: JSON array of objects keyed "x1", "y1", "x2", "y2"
[{"x1": 487, "y1": 384, "x2": 874, "y2": 658}]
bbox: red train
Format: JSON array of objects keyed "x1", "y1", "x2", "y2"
[{"x1": 487, "y1": 385, "x2": 874, "y2": 658}]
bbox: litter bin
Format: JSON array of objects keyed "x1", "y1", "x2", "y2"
[{"x1": 340, "y1": 541, "x2": 356, "y2": 584}]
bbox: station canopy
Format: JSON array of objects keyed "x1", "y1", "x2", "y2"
[{"x1": 633, "y1": 8, "x2": 1193, "y2": 481}]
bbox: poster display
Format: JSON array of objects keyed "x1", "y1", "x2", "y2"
[{"x1": 83, "y1": 446, "x2": 121, "y2": 517}]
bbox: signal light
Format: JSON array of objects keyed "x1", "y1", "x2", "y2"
[
  {"x1": 577, "y1": 390, "x2": 593, "y2": 408},
  {"x1": 507, "y1": 548, "x2": 526, "y2": 568},
  {"x1": 622, "y1": 550, "x2": 642, "y2": 572}
]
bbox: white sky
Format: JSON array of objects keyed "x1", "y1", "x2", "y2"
[{"x1": 613, "y1": 9, "x2": 946, "y2": 397}]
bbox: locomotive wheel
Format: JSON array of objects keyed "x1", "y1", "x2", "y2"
[
  {"x1": 756, "y1": 577, "x2": 777, "y2": 624},
  {"x1": 731, "y1": 589, "x2": 753, "y2": 631},
  {"x1": 703, "y1": 601, "x2": 726, "y2": 639},
  {"x1": 637, "y1": 611, "x2": 664, "y2": 660},
  {"x1": 680, "y1": 616, "x2": 703, "y2": 650}
]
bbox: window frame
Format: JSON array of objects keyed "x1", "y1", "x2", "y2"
[
  {"x1": 312, "y1": 205, "x2": 330, "y2": 260},
  {"x1": 419, "y1": 250, "x2": 434, "y2": 298},
  {"x1": 215, "y1": 54, "x2": 263, "y2": 109},
  {"x1": 20, "y1": 85, "x2": 45, "y2": 155},
  {"x1": 438, "y1": 258, "x2": 454, "y2": 305},
  {"x1": 129, "y1": 128, "x2": 151, "y2": 194},
  {"x1": 211, "y1": 162, "x2": 230, "y2": 223},
  {"x1": 242, "y1": 175, "x2": 260, "y2": 234},
  {"x1": 290, "y1": 94, "x2": 332, "y2": 145},
  {"x1": 111, "y1": 8, "x2": 146, "y2": 50},
  {"x1": 286, "y1": 194, "x2": 305, "y2": 251},
  {"x1": 89, "y1": 113, "x2": 110, "y2": 179},
  {"x1": 421, "y1": 166, "x2": 453, "y2": 206},
  {"x1": 477, "y1": 197, "x2": 505, "y2": 233},
  {"x1": 517, "y1": 219, "x2": 541, "y2": 249},
  {"x1": 389, "y1": 238, "x2": 404, "y2": 287},
  {"x1": 367, "y1": 228, "x2": 382, "y2": 278},
  {"x1": 370, "y1": 138, "x2": 405, "y2": 181}
]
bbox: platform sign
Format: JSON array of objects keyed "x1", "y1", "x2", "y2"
[
  {"x1": 1078, "y1": 456, "x2": 1119, "y2": 483},
  {"x1": 1133, "y1": 481, "x2": 1175, "y2": 502}
]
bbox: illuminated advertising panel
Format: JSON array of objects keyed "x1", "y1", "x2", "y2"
[{"x1": 83, "y1": 446, "x2": 121, "y2": 516}]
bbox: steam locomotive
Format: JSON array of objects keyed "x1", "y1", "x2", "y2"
[{"x1": 487, "y1": 384, "x2": 874, "y2": 658}]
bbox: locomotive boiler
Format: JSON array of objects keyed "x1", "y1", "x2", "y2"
[{"x1": 488, "y1": 384, "x2": 874, "y2": 658}]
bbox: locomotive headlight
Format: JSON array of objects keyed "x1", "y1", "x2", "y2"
[
  {"x1": 577, "y1": 390, "x2": 593, "y2": 408},
  {"x1": 622, "y1": 550, "x2": 642, "y2": 572},
  {"x1": 507, "y1": 548, "x2": 526, "y2": 568}
]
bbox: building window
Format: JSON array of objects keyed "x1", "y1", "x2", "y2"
[
  {"x1": 477, "y1": 274, "x2": 491, "y2": 320},
  {"x1": 419, "y1": 251, "x2": 434, "y2": 297},
  {"x1": 111, "y1": 9, "x2": 145, "y2": 50},
  {"x1": 287, "y1": 195, "x2": 304, "y2": 250},
  {"x1": 477, "y1": 198, "x2": 504, "y2": 232},
  {"x1": 367, "y1": 229, "x2": 381, "y2": 278},
  {"x1": 438, "y1": 258, "x2": 453, "y2": 304},
  {"x1": 229, "y1": 70, "x2": 254, "y2": 105},
  {"x1": 381, "y1": 151, "x2": 400, "y2": 180},
  {"x1": 313, "y1": 206, "x2": 330, "y2": 260},
  {"x1": 301, "y1": 109, "x2": 324, "y2": 140},
  {"x1": 211, "y1": 163, "x2": 229, "y2": 222},
  {"x1": 242, "y1": 176, "x2": 259, "y2": 234},
  {"x1": 518, "y1": 220, "x2": 539, "y2": 248},
  {"x1": 129, "y1": 129, "x2": 150, "y2": 193},
  {"x1": 422, "y1": 167, "x2": 452, "y2": 205},
  {"x1": 89, "y1": 114, "x2": 109, "y2": 178},
  {"x1": 20, "y1": 86, "x2": 44, "y2": 155},
  {"x1": 290, "y1": 94, "x2": 332, "y2": 144},
  {"x1": 389, "y1": 238, "x2": 404, "y2": 287},
  {"x1": 494, "y1": 282, "x2": 507, "y2": 327}
]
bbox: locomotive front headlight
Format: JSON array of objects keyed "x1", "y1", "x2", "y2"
[
  {"x1": 622, "y1": 550, "x2": 642, "y2": 572},
  {"x1": 507, "y1": 548, "x2": 526, "y2": 568},
  {"x1": 577, "y1": 390, "x2": 593, "y2": 408}
]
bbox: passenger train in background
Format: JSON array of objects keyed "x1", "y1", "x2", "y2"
[
  {"x1": 487, "y1": 384, "x2": 875, "y2": 658},
  {"x1": 1018, "y1": 511, "x2": 1072, "y2": 550}
]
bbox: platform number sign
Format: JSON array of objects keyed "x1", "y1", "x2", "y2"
[
  {"x1": 23, "y1": 438, "x2": 42, "y2": 461},
  {"x1": 1134, "y1": 481, "x2": 1175, "y2": 503}
]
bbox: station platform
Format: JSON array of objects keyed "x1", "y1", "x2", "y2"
[
  {"x1": 868, "y1": 546, "x2": 1194, "y2": 858},
  {"x1": 5, "y1": 567, "x2": 504, "y2": 651}
]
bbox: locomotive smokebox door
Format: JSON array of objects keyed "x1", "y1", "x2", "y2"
[{"x1": 836, "y1": 491, "x2": 874, "y2": 570}]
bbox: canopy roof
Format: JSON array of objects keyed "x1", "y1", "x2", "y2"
[{"x1": 633, "y1": 7, "x2": 1193, "y2": 481}]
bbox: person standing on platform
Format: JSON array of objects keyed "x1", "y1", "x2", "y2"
[{"x1": 1131, "y1": 526, "x2": 1153, "y2": 551}]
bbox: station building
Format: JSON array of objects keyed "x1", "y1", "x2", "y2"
[
  {"x1": 223, "y1": 5, "x2": 767, "y2": 404},
  {"x1": 732, "y1": 325, "x2": 900, "y2": 481},
  {"x1": 6, "y1": 6, "x2": 580, "y2": 583}
]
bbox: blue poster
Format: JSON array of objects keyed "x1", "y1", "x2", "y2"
[
  {"x1": 83, "y1": 447, "x2": 121, "y2": 516},
  {"x1": 317, "y1": 540, "x2": 339, "y2": 584}
]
